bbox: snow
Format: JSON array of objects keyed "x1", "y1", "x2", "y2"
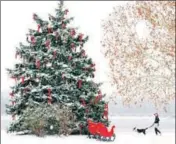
[
  {"x1": 1, "y1": 115, "x2": 175, "y2": 144},
  {"x1": 1, "y1": 130, "x2": 175, "y2": 144}
]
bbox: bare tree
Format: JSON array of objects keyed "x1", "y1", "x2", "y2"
[{"x1": 101, "y1": 1, "x2": 175, "y2": 110}]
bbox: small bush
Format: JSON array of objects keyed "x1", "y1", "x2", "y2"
[{"x1": 16, "y1": 103, "x2": 76, "y2": 136}]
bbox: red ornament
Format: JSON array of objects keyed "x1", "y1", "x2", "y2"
[
  {"x1": 48, "y1": 27, "x2": 53, "y2": 33},
  {"x1": 71, "y1": 43, "x2": 75, "y2": 51},
  {"x1": 36, "y1": 60, "x2": 40, "y2": 69},
  {"x1": 45, "y1": 40, "x2": 50, "y2": 49},
  {"x1": 68, "y1": 56, "x2": 72, "y2": 61},
  {"x1": 30, "y1": 36, "x2": 36, "y2": 45},
  {"x1": 65, "y1": 9, "x2": 69, "y2": 15},
  {"x1": 12, "y1": 101, "x2": 15, "y2": 106},
  {"x1": 94, "y1": 96, "x2": 99, "y2": 104},
  {"x1": 48, "y1": 88, "x2": 51, "y2": 104},
  {"x1": 70, "y1": 29, "x2": 76, "y2": 36},
  {"x1": 62, "y1": 72, "x2": 65, "y2": 80},
  {"x1": 55, "y1": 32, "x2": 59, "y2": 40},
  {"x1": 33, "y1": 14, "x2": 37, "y2": 20},
  {"x1": 53, "y1": 50, "x2": 57, "y2": 59},
  {"x1": 91, "y1": 63, "x2": 95, "y2": 67},
  {"x1": 78, "y1": 80, "x2": 82, "y2": 88},
  {"x1": 94, "y1": 94, "x2": 102, "y2": 104},
  {"x1": 9, "y1": 92, "x2": 14, "y2": 97},
  {"x1": 71, "y1": 43, "x2": 75, "y2": 48},
  {"x1": 37, "y1": 25, "x2": 40, "y2": 33},
  {"x1": 21, "y1": 76, "x2": 25, "y2": 84},
  {"x1": 78, "y1": 34, "x2": 84, "y2": 41},
  {"x1": 103, "y1": 103, "x2": 108, "y2": 120},
  {"x1": 98, "y1": 90, "x2": 102, "y2": 95},
  {"x1": 62, "y1": 23, "x2": 66, "y2": 29},
  {"x1": 81, "y1": 98, "x2": 86, "y2": 107},
  {"x1": 81, "y1": 50, "x2": 86, "y2": 57}
]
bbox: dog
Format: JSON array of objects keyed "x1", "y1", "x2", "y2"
[{"x1": 133, "y1": 127, "x2": 148, "y2": 135}]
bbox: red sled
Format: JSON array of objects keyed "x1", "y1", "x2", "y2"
[{"x1": 87, "y1": 119, "x2": 116, "y2": 142}]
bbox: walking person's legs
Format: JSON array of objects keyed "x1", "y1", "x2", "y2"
[
  {"x1": 154, "y1": 127, "x2": 158, "y2": 135},
  {"x1": 154, "y1": 123, "x2": 161, "y2": 135}
]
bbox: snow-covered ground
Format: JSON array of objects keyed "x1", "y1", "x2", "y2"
[{"x1": 1, "y1": 115, "x2": 175, "y2": 144}]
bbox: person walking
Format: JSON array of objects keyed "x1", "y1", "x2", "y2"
[{"x1": 149, "y1": 113, "x2": 161, "y2": 135}]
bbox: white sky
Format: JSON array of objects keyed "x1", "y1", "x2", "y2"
[{"x1": 1, "y1": 1, "x2": 129, "y2": 94}]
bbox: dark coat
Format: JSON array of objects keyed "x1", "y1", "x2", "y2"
[{"x1": 154, "y1": 116, "x2": 160, "y2": 124}]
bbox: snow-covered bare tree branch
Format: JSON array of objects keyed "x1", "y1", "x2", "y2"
[{"x1": 101, "y1": 1, "x2": 175, "y2": 110}]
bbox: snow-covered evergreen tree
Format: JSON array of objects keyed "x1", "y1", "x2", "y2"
[{"x1": 6, "y1": 2, "x2": 109, "y2": 135}]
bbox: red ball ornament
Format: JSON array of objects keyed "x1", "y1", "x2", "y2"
[
  {"x1": 68, "y1": 56, "x2": 72, "y2": 61},
  {"x1": 21, "y1": 76, "x2": 25, "y2": 84},
  {"x1": 48, "y1": 88, "x2": 52, "y2": 104},
  {"x1": 71, "y1": 43, "x2": 75, "y2": 48},
  {"x1": 71, "y1": 43, "x2": 75, "y2": 51},
  {"x1": 70, "y1": 29, "x2": 76, "y2": 36},
  {"x1": 55, "y1": 32, "x2": 59, "y2": 40},
  {"x1": 12, "y1": 101, "x2": 15, "y2": 106},
  {"x1": 30, "y1": 36, "x2": 36, "y2": 45},
  {"x1": 48, "y1": 27, "x2": 53, "y2": 33},
  {"x1": 81, "y1": 50, "x2": 86, "y2": 57},
  {"x1": 94, "y1": 96, "x2": 99, "y2": 104},
  {"x1": 78, "y1": 80, "x2": 82, "y2": 88},
  {"x1": 37, "y1": 25, "x2": 40, "y2": 33},
  {"x1": 36, "y1": 60, "x2": 40, "y2": 69},
  {"x1": 78, "y1": 34, "x2": 84, "y2": 41},
  {"x1": 45, "y1": 40, "x2": 50, "y2": 49},
  {"x1": 33, "y1": 14, "x2": 37, "y2": 20},
  {"x1": 62, "y1": 23, "x2": 66, "y2": 29},
  {"x1": 81, "y1": 98, "x2": 86, "y2": 107},
  {"x1": 65, "y1": 9, "x2": 69, "y2": 15},
  {"x1": 91, "y1": 63, "x2": 95, "y2": 67},
  {"x1": 98, "y1": 90, "x2": 102, "y2": 95},
  {"x1": 9, "y1": 92, "x2": 14, "y2": 97},
  {"x1": 103, "y1": 103, "x2": 108, "y2": 120}
]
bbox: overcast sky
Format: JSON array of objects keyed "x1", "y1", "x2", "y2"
[{"x1": 1, "y1": 1, "x2": 174, "y2": 115}]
